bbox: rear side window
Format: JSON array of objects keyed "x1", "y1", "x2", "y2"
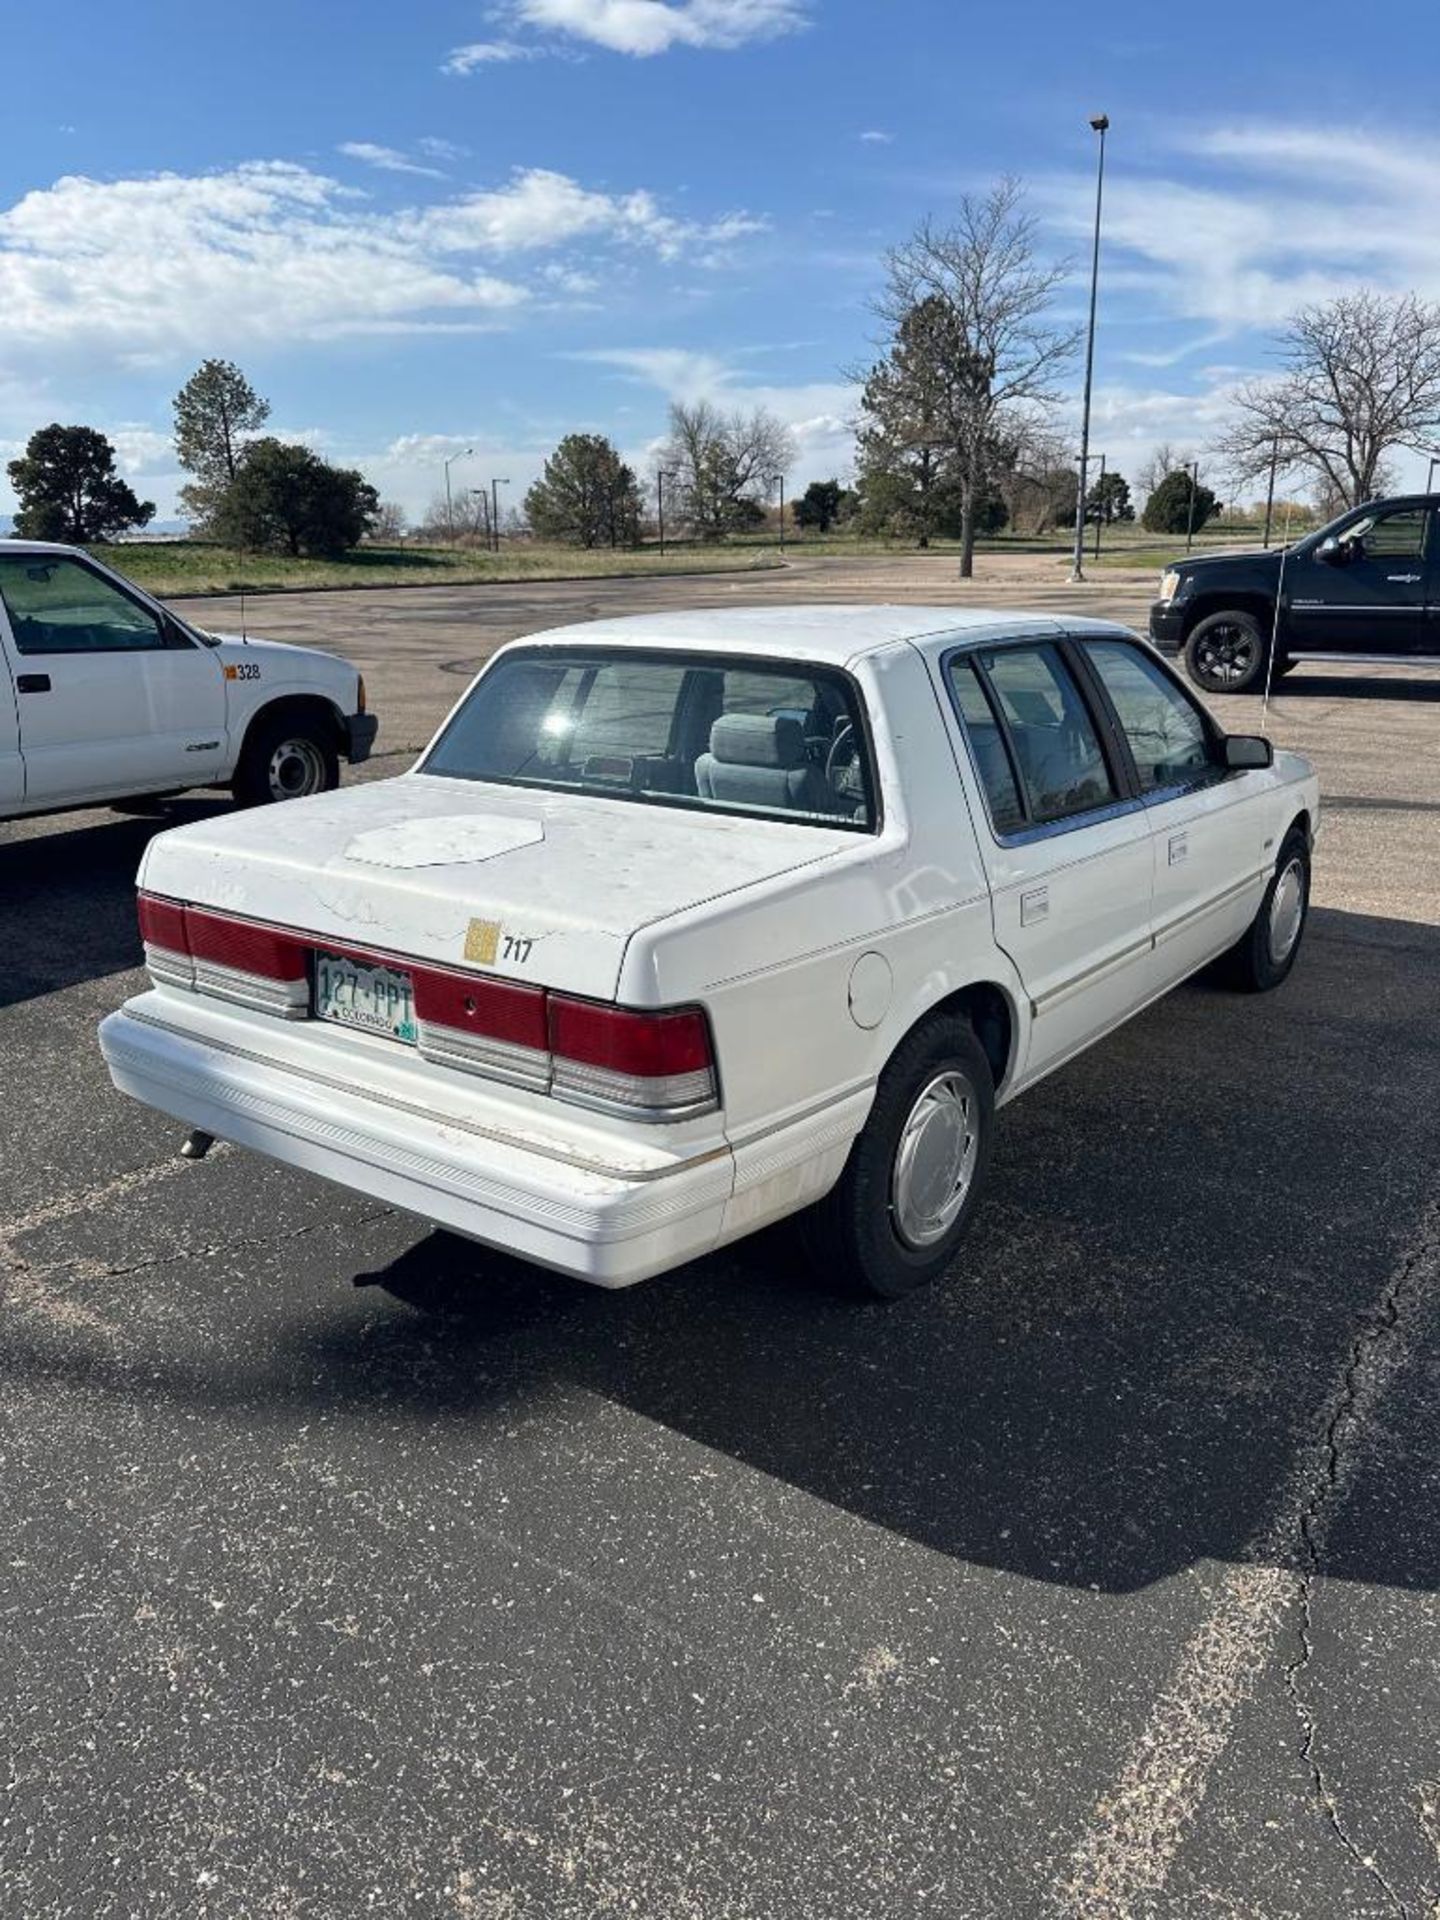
[
  {"x1": 949, "y1": 643, "x2": 1116, "y2": 831},
  {"x1": 422, "y1": 649, "x2": 876, "y2": 830}
]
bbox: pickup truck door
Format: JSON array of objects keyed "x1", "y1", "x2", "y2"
[
  {"x1": 1077, "y1": 637, "x2": 1268, "y2": 990},
  {"x1": 0, "y1": 554, "x2": 227, "y2": 807},
  {"x1": 0, "y1": 641, "x2": 22, "y2": 807},
  {"x1": 945, "y1": 641, "x2": 1154, "y2": 1083},
  {"x1": 1285, "y1": 504, "x2": 1430, "y2": 657}
]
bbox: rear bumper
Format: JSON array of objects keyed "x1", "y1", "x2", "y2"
[
  {"x1": 1148, "y1": 602, "x2": 1185, "y2": 654},
  {"x1": 98, "y1": 1004, "x2": 735, "y2": 1286},
  {"x1": 345, "y1": 712, "x2": 379, "y2": 764}
]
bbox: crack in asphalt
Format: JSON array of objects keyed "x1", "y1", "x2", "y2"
[
  {"x1": 1282, "y1": 1208, "x2": 1440, "y2": 1920},
  {"x1": 1058, "y1": 1199, "x2": 1440, "y2": 1919}
]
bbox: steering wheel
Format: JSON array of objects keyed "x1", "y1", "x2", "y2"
[{"x1": 826, "y1": 716, "x2": 859, "y2": 791}]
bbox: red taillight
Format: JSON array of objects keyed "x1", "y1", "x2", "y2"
[
  {"x1": 413, "y1": 966, "x2": 550, "y2": 1089},
  {"x1": 138, "y1": 893, "x2": 188, "y2": 954},
  {"x1": 186, "y1": 908, "x2": 307, "y2": 982},
  {"x1": 548, "y1": 997, "x2": 717, "y2": 1115}
]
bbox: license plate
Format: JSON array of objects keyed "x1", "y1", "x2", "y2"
[{"x1": 314, "y1": 952, "x2": 417, "y2": 1045}]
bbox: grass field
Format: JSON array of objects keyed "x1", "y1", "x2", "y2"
[
  {"x1": 99, "y1": 540, "x2": 788, "y2": 598},
  {"x1": 91, "y1": 515, "x2": 1298, "y2": 599}
]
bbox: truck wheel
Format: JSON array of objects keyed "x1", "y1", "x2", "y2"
[
  {"x1": 801, "y1": 1014, "x2": 994, "y2": 1300},
  {"x1": 233, "y1": 711, "x2": 339, "y2": 807},
  {"x1": 1184, "y1": 611, "x2": 1270, "y2": 694},
  {"x1": 1215, "y1": 827, "x2": 1310, "y2": 992}
]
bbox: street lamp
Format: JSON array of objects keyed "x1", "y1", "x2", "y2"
[
  {"x1": 1091, "y1": 451, "x2": 1107, "y2": 561},
  {"x1": 769, "y1": 473, "x2": 786, "y2": 551},
  {"x1": 1184, "y1": 459, "x2": 1201, "y2": 551},
  {"x1": 1263, "y1": 437, "x2": 1280, "y2": 546},
  {"x1": 1069, "y1": 113, "x2": 1109, "y2": 584},
  {"x1": 656, "y1": 468, "x2": 678, "y2": 555},
  {"x1": 471, "y1": 488, "x2": 490, "y2": 550},
  {"x1": 444, "y1": 446, "x2": 473, "y2": 544},
  {"x1": 1427, "y1": 454, "x2": 1440, "y2": 495},
  {"x1": 490, "y1": 478, "x2": 510, "y2": 554}
]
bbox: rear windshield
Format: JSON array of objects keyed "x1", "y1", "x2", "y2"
[{"x1": 421, "y1": 648, "x2": 877, "y2": 831}]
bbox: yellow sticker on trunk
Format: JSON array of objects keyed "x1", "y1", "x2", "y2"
[{"x1": 464, "y1": 918, "x2": 501, "y2": 966}]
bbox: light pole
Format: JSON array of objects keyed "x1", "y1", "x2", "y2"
[
  {"x1": 1091, "y1": 452, "x2": 1107, "y2": 561},
  {"x1": 1184, "y1": 459, "x2": 1201, "y2": 551},
  {"x1": 490, "y1": 478, "x2": 509, "y2": 554},
  {"x1": 656, "y1": 468, "x2": 678, "y2": 555},
  {"x1": 444, "y1": 446, "x2": 473, "y2": 545},
  {"x1": 471, "y1": 488, "x2": 490, "y2": 550},
  {"x1": 1070, "y1": 113, "x2": 1109, "y2": 584},
  {"x1": 1263, "y1": 438, "x2": 1280, "y2": 546},
  {"x1": 769, "y1": 473, "x2": 786, "y2": 551},
  {"x1": 1427, "y1": 454, "x2": 1440, "y2": 494}
]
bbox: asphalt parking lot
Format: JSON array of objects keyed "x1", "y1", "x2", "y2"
[{"x1": 3, "y1": 557, "x2": 1439, "y2": 1919}]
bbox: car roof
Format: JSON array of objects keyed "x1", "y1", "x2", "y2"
[
  {"x1": 512, "y1": 604, "x2": 1139, "y2": 668},
  {"x1": 0, "y1": 539, "x2": 81, "y2": 556}
]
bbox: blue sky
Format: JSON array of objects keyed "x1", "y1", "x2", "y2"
[{"x1": 3, "y1": 0, "x2": 1440, "y2": 524}]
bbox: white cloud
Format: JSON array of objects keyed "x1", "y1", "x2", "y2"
[
  {"x1": 489, "y1": 0, "x2": 808, "y2": 57},
  {"x1": 441, "y1": 40, "x2": 542, "y2": 73},
  {"x1": 338, "y1": 141, "x2": 446, "y2": 179},
  {"x1": 418, "y1": 137, "x2": 471, "y2": 162},
  {"x1": 0, "y1": 161, "x2": 763, "y2": 360},
  {"x1": 858, "y1": 129, "x2": 892, "y2": 145},
  {"x1": 1040, "y1": 121, "x2": 1440, "y2": 331},
  {"x1": 411, "y1": 169, "x2": 765, "y2": 262},
  {"x1": 573, "y1": 345, "x2": 856, "y2": 478}
]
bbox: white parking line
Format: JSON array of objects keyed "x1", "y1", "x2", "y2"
[{"x1": 1055, "y1": 1201, "x2": 1440, "y2": 1917}]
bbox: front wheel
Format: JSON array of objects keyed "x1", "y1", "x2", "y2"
[
  {"x1": 801, "y1": 1014, "x2": 995, "y2": 1299},
  {"x1": 1184, "y1": 610, "x2": 1269, "y2": 695},
  {"x1": 233, "y1": 712, "x2": 339, "y2": 807},
  {"x1": 1216, "y1": 828, "x2": 1310, "y2": 992}
]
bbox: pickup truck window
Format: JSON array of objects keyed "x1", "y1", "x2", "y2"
[
  {"x1": 0, "y1": 556, "x2": 164, "y2": 655},
  {"x1": 423, "y1": 648, "x2": 876, "y2": 831},
  {"x1": 952, "y1": 643, "x2": 1116, "y2": 830},
  {"x1": 1344, "y1": 507, "x2": 1427, "y2": 558},
  {"x1": 1083, "y1": 641, "x2": 1216, "y2": 793}
]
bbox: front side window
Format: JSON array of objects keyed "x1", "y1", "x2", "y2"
[
  {"x1": 1084, "y1": 641, "x2": 1216, "y2": 793},
  {"x1": 422, "y1": 649, "x2": 875, "y2": 830},
  {"x1": 1346, "y1": 508, "x2": 1428, "y2": 558},
  {"x1": 952, "y1": 643, "x2": 1116, "y2": 829},
  {"x1": 0, "y1": 556, "x2": 164, "y2": 656}
]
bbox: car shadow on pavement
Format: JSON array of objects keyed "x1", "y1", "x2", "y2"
[
  {"x1": 352, "y1": 901, "x2": 1440, "y2": 1597},
  {"x1": 0, "y1": 800, "x2": 228, "y2": 1009},
  {"x1": 1271, "y1": 671, "x2": 1440, "y2": 703}
]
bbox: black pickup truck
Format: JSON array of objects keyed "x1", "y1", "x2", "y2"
[{"x1": 1149, "y1": 493, "x2": 1440, "y2": 693}]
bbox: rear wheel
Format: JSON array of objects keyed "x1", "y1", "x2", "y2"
[
  {"x1": 1216, "y1": 827, "x2": 1310, "y2": 992},
  {"x1": 233, "y1": 711, "x2": 339, "y2": 807},
  {"x1": 801, "y1": 1014, "x2": 995, "y2": 1299},
  {"x1": 1184, "y1": 610, "x2": 1269, "y2": 694}
]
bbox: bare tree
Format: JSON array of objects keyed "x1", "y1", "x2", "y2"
[
  {"x1": 1136, "y1": 441, "x2": 1190, "y2": 501},
  {"x1": 869, "y1": 177, "x2": 1078, "y2": 575},
  {"x1": 1214, "y1": 291, "x2": 1440, "y2": 509},
  {"x1": 661, "y1": 401, "x2": 795, "y2": 541},
  {"x1": 368, "y1": 500, "x2": 408, "y2": 544}
]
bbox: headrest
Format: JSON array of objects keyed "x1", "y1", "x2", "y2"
[{"x1": 708, "y1": 712, "x2": 806, "y2": 770}]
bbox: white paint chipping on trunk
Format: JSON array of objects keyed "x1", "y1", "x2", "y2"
[{"x1": 1055, "y1": 1203, "x2": 1440, "y2": 1918}]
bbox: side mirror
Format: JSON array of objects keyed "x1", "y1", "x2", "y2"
[
  {"x1": 1316, "y1": 534, "x2": 1356, "y2": 566},
  {"x1": 1223, "y1": 734, "x2": 1273, "y2": 770}
]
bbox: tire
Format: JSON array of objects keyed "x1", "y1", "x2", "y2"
[
  {"x1": 1271, "y1": 656, "x2": 1298, "y2": 679},
  {"x1": 1216, "y1": 827, "x2": 1310, "y2": 992},
  {"x1": 232, "y1": 710, "x2": 339, "y2": 807},
  {"x1": 801, "y1": 1014, "x2": 995, "y2": 1300},
  {"x1": 1184, "y1": 610, "x2": 1270, "y2": 694}
]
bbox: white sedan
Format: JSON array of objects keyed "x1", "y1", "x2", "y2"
[{"x1": 99, "y1": 607, "x2": 1319, "y2": 1299}]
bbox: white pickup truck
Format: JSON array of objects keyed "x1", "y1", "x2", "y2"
[
  {"x1": 0, "y1": 539, "x2": 376, "y2": 818},
  {"x1": 101, "y1": 607, "x2": 1319, "y2": 1301}
]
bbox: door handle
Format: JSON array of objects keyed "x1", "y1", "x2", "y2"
[
  {"x1": 16, "y1": 673, "x2": 51, "y2": 693},
  {"x1": 1386, "y1": 573, "x2": 1422, "y2": 584},
  {"x1": 1168, "y1": 831, "x2": 1188, "y2": 866}
]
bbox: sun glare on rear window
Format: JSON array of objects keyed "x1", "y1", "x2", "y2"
[{"x1": 420, "y1": 649, "x2": 876, "y2": 830}]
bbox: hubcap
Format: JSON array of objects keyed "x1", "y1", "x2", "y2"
[
  {"x1": 1195, "y1": 625, "x2": 1258, "y2": 686},
  {"x1": 891, "y1": 1069, "x2": 980, "y2": 1250},
  {"x1": 1268, "y1": 856, "x2": 1306, "y2": 964},
  {"x1": 267, "y1": 737, "x2": 326, "y2": 801}
]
